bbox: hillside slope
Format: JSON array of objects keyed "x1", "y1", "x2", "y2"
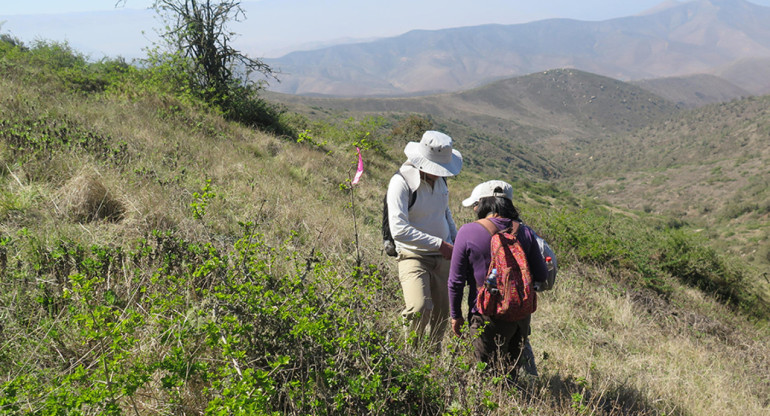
[
  {"x1": 560, "y1": 94, "x2": 770, "y2": 271},
  {"x1": 266, "y1": 66, "x2": 769, "y2": 275},
  {"x1": 633, "y1": 73, "x2": 750, "y2": 107},
  {"x1": 265, "y1": 69, "x2": 679, "y2": 181},
  {"x1": 716, "y1": 56, "x2": 770, "y2": 94},
  {"x1": 1, "y1": 39, "x2": 768, "y2": 415},
  {"x1": 264, "y1": 0, "x2": 770, "y2": 96}
]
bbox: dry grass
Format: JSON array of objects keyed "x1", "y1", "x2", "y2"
[
  {"x1": 2, "y1": 59, "x2": 769, "y2": 415},
  {"x1": 56, "y1": 171, "x2": 124, "y2": 223},
  {"x1": 529, "y1": 263, "x2": 770, "y2": 415},
  {"x1": 125, "y1": 102, "x2": 769, "y2": 414}
]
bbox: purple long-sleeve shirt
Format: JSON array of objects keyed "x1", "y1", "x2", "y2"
[{"x1": 448, "y1": 217, "x2": 547, "y2": 320}]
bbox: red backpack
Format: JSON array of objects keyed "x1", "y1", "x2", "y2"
[{"x1": 475, "y1": 219, "x2": 537, "y2": 321}]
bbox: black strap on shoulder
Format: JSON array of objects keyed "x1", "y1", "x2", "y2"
[
  {"x1": 394, "y1": 171, "x2": 418, "y2": 209},
  {"x1": 382, "y1": 172, "x2": 417, "y2": 244}
]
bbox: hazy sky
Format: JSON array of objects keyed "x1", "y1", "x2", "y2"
[{"x1": 3, "y1": 0, "x2": 770, "y2": 59}]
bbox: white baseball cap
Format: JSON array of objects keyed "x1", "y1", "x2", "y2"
[{"x1": 462, "y1": 180, "x2": 513, "y2": 207}]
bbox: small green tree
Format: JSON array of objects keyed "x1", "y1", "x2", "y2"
[
  {"x1": 155, "y1": 0, "x2": 275, "y2": 98},
  {"x1": 119, "y1": 0, "x2": 280, "y2": 126}
]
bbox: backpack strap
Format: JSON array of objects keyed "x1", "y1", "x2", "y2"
[
  {"x1": 476, "y1": 218, "x2": 498, "y2": 236},
  {"x1": 407, "y1": 188, "x2": 417, "y2": 209},
  {"x1": 382, "y1": 172, "x2": 418, "y2": 256},
  {"x1": 507, "y1": 221, "x2": 521, "y2": 238},
  {"x1": 388, "y1": 171, "x2": 418, "y2": 208},
  {"x1": 477, "y1": 219, "x2": 499, "y2": 281},
  {"x1": 476, "y1": 218, "x2": 521, "y2": 237}
]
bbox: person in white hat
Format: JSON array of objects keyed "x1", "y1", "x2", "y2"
[
  {"x1": 386, "y1": 130, "x2": 463, "y2": 348},
  {"x1": 448, "y1": 180, "x2": 547, "y2": 382}
]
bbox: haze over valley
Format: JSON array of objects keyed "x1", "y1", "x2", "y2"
[{"x1": 264, "y1": 0, "x2": 770, "y2": 97}]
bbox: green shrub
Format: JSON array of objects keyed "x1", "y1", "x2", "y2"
[
  {"x1": 0, "y1": 223, "x2": 447, "y2": 414},
  {"x1": 658, "y1": 229, "x2": 764, "y2": 315},
  {"x1": 531, "y1": 205, "x2": 766, "y2": 315}
]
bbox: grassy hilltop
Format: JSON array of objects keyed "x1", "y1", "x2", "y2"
[{"x1": 1, "y1": 38, "x2": 769, "y2": 415}]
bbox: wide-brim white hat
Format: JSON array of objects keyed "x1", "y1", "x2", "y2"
[
  {"x1": 462, "y1": 180, "x2": 513, "y2": 207},
  {"x1": 404, "y1": 131, "x2": 463, "y2": 177}
]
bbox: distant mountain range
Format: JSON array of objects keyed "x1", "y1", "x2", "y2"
[
  {"x1": 264, "y1": 68, "x2": 680, "y2": 181},
  {"x1": 263, "y1": 0, "x2": 770, "y2": 97}
]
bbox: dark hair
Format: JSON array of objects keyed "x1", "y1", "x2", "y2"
[{"x1": 476, "y1": 188, "x2": 520, "y2": 221}]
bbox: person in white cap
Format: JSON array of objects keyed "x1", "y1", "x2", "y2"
[
  {"x1": 386, "y1": 130, "x2": 463, "y2": 348},
  {"x1": 448, "y1": 180, "x2": 547, "y2": 382}
]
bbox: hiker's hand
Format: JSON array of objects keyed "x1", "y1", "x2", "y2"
[
  {"x1": 451, "y1": 318, "x2": 464, "y2": 337},
  {"x1": 439, "y1": 241, "x2": 453, "y2": 260}
]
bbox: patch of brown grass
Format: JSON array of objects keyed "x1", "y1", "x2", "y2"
[
  {"x1": 56, "y1": 172, "x2": 124, "y2": 223},
  {"x1": 528, "y1": 263, "x2": 770, "y2": 416}
]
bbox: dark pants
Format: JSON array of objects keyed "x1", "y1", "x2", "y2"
[{"x1": 469, "y1": 313, "x2": 531, "y2": 379}]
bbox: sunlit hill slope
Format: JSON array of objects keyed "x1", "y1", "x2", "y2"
[{"x1": 0, "y1": 37, "x2": 768, "y2": 415}]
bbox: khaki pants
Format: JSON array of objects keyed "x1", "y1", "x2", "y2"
[{"x1": 397, "y1": 251, "x2": 450, "y2": 348}]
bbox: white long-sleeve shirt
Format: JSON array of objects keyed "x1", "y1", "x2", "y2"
[{"x1": 386, "y1": 163, "x2": 457, "y2": 255}]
